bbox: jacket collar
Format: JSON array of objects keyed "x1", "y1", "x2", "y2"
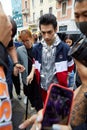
[{"x1": 41, "y1": 34, "x2": 61, "y2": 47}]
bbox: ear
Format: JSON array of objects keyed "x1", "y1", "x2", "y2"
[{"x1": 55, "y1": 27, "x2": 57, "y2": 33}]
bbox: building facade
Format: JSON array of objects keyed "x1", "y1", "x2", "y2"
[
  {"x1": 11, "y1": 0, "x2": 23, "y2": 28},
  {"x1": 22, "y1": 0, "x2": 30, "y2": 27},
  {"x1": 56, "y1": 0, "x2": 78, "y2": 32},
  {"x1": 21, "y1": 0, "x2": 78, "y2": 33},
  {"x1": 29, "y1": 0, "x2": 57, "y2": 32},
  {"x1": 21, "y1": 0, "x2": 57, "y2": 32}
]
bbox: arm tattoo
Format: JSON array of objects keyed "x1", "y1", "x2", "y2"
[{"x1": 70, "y1": 85, "x2": 87, "y2": 127}]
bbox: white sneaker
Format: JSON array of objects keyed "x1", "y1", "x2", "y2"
[
  {"x1": 30, "y1": 107, "x2": 35, "y2": 110},
  {"x1": 23, "y1": 96, "x2": 27, "y2": 104},
  {"x1": 17, "y1": 95, "x2": 22, "y2": 100}
]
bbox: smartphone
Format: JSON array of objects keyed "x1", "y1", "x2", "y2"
[{"x1": 42, "y1": 83, "x2": 74, "y2": 130}]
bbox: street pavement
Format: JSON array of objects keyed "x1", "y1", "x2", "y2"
[{"x1": 11, "y1": 88, "x2": 37, "y2": 130}]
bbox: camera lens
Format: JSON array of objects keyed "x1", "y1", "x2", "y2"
[
  {"x1": 84, "y1": 92, "x2": 87, "y2": 98},
  {"x1": 9, "y1": 16, "x2": 17, "y2": 38},
  {"x1": 68, "y1": 37, "x2": 87, "y2": 67},
  {"x1": 7, "y1": 16, "x2": 17, "y2": 48}
]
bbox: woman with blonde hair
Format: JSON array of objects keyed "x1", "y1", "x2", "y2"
[{"x1": 17, "y1": 29, "x2": 43, "y2": 111}]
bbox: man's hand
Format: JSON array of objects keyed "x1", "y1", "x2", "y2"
[
  {"x1": 26, "y1": 73, "x2": 34, "y2": 85},
  {"x1": 19, "y1": 109, "x2": 72, "y2": 130},
  {"x1": 19, "y1": 110, "x2": 42, "y2": 130},
  {"x1": 13, "y1": 64, "x2": 25, "y2": 76},
  {"x1": 26, "y1": 65, "x2": 35, "y2": 85},
  {"x1": 0, "y1": 2, "x2": 12, "y2": 47},
  {"x1": 15, "y1": 63, "x2": 25, "y2": 72}
]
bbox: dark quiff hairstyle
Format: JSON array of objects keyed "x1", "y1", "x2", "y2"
[
  {"x1": 9, "y1": 16, "x2": 17, "y2": 38},
  {"x1": 39, "y1": 13, "x2": 57, "y2": 30}
]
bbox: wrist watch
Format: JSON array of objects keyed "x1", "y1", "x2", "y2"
[{"x1": 13, "y1": 62, "x2": 19, "y2": 67}]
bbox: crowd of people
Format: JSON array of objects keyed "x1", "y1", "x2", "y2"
[
  {"x1": 0, "y1": 0, "x2": 87, "y2": 130},
  {"x1": 19, "y1": 0, "x2": 87, "y2": 130}
]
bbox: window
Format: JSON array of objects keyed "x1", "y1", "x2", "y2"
[
  {"x1": 59, "y1": 25, "x2": 67, "y2": 31},
  {"x1": 32, "y1": 0, "x2": 35, "y2": 8},
  {"x1": 25, "y1": 1, "x2": 27, "y2": 8},
  {"x1": 40, "y1": 10, "x2": 43, "y2": 17},
  {"x1": 62, "y1": 2, "x2": 67, "y2": 16},
  {"x1": 33, "y1": 12, "x2": 35, "y2": 22},
  {"x1": 25, "y1": 15, "x2": 28, "y2": 22},
  {"x1": 40, "y1": 0, "x2": 43, "y2": 3},
  {"x1": 48, "y1": 0, "x2": 52, "y2": 2},
  {"x1": 49, "y1": 7, "x2": 52, "y2": 14}
]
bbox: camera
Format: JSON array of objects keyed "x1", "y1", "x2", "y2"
[
  {"x1": 7, "y1": 16, "x2": 17, "y2": 47},
  {"x1": 68, "y1": 36, "x2": 87, "y2": 67},
  {"x1": 9, "y1": 15, "x2": 17, "y2": 38}
]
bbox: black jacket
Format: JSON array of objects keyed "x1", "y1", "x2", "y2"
[{"x1": 0, "y1": 42, "x2": 8, "y2": 74}]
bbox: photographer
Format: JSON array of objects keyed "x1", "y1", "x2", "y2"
[
  {"x1": 0, "y1": 2, "x2": 12, "y2": 130},
  {"x1": 7, "y1": 16, "x2": 25, "y2": 76},
  {"x1": 0, "y1": 2, "x2": 24, "y2": 129},
  {"x1": 19, "y1": 0, "x2": 87, "y2": 130}
]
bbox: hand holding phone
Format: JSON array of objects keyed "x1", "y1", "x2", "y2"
[{"x1": 42, "y1": 83, "x2": 74, "y2": 130}]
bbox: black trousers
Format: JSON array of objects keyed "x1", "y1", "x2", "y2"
[
  {"x1": 12, "y1": 73, "x2": 21, "y2": 95},
  {"x1": 23, "y1": 76, "x2": 43, "y2": 111}
]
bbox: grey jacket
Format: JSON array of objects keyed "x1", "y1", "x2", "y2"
[{"x1": 17, "y1": 45, "x2": 28, "y2": 85}]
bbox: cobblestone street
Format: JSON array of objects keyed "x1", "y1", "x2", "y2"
[{"x1": 12, "y1": 88, "x2": 37, "y2": 130}]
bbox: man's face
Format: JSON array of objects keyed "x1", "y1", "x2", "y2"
[
  {"x1": 74, "y1": 0, "x2": 87, "y2": 22},
  {"x1": 40, "y1": 24, "x2": 57, "y2": 45}
]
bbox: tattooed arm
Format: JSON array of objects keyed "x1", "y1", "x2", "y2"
[
  {"x1": 70, "y1": 85, "x2": 87, "y2": 127},
  {"x1": 70, "y1": 59, "x2": 87, "y2": 127}
]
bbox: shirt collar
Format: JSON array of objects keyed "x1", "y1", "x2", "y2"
[{"x1": 41, "y1": 34, "x2": 61, "y2": 47}]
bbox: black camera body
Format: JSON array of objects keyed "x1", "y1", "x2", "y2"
[
  {"x1": 69, "y1": 36, "x2": 87, "y2": 67},
  {"x1": 9, "y1": 16, "x2": 17, "y2": 38},
  {"x1": 7, "y1": 16, "x2": 17, "y2": 47}
]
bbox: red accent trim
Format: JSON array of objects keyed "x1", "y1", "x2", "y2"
[
  {"x1": 56, "y1": 71, "x2": 68, "y2": 87},
  {"x1": 35, "y1": 69, "x2": 40, "y2": 85},
  {"x1": 68, "y1": 64, "x2": 74, "y2": 72},
  {"x1": 40, "y1": 88, "x2": 47, "y2": 104},
  {"x1": 43, "y1": 83, "x2": 74, "y2": 125}
]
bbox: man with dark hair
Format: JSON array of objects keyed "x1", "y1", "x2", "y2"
[
  {"x1": 39, "y1": 13, "x2": 57, "y2": 30},
  {"x1": 32, "y1": 13, "x2": 74, "y2": 103}
]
